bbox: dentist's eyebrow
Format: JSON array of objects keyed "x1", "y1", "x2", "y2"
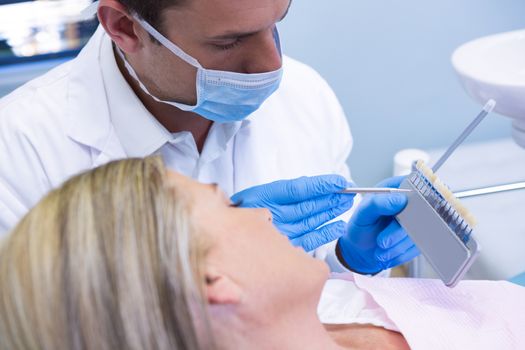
[
  {"x1": 211, "y1": 30, "x2": 259, "y2": 41},
  {"x1": 210, "y1": 0, "x2": 293, "y2": 40}
]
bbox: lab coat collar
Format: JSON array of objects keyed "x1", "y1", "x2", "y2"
[
  {"x1": 200, "y1": 119, "x2": 245, "y2": 164},
  {"x1": 99, "y1": 31, "x2": 171, "y2": 158},
  {"x1": 66, "y1": 25, "x2": 125, "y2": 159}
]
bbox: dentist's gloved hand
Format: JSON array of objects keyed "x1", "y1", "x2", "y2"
[
  {"x1": 337, "y1": 176, "x2": 420, "y2": 275},
  {"x1": 231, "y1": 175, "x2": 355, "y2": 252}
]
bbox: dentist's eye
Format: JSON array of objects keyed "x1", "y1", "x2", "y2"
[{"x1": 213, "y1": 38, "x2": 243, "y2": 51}]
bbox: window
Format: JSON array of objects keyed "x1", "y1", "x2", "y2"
[{"x1": 0, "y1": 0, "x2": 98, "y2": 66}]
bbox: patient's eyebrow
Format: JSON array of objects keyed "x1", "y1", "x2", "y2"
[
  {"x1": 210, "y1": 183, "x2": 228, "y2": 202},
  {"x1": 211, "y1": 183, "x2": 220, "y2": 193},
  {"x1": 210, "y1": 183, "x2": 241, "y2": 207}
]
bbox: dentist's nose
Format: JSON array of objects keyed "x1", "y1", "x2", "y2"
[{"x1": 242, "y1": 27, "x2": 282, "y2": 74}]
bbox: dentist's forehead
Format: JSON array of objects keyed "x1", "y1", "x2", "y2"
[{"x1": 165, "y1": 0, "x2": 292, "y2": 34}]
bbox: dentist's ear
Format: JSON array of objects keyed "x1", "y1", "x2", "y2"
[
  {"x1": 205, "y1": 268, "x2": 242, "y2": 305},
  {"x1": 97, "y1": 0, "x2": 142, "y2": 53}
]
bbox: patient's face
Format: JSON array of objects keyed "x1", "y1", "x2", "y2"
[{"x1": 167, "y1": 171, "x2": 329, "y2": 316}]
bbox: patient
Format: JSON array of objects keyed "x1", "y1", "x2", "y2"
[{"x1": 0, "y1": 157, "x2": 523, "y2": 350}]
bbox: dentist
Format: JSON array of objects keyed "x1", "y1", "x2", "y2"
[{"x1": 0, "y1": 0, "x2": 418, "y2": 274}]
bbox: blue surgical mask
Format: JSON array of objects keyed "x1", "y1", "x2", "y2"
[{"x1": 119, "y1": 15, "x2": 284, "y2": 123}]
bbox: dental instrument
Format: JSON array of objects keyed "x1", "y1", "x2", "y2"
[{"x1": 340, "y1": 188, "x2": 413, "y2": 194}]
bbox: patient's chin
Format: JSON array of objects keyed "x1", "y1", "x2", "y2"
[
  {"x1": 310, "y1": 258, "x2": 331, "y2": 289},
  {"x1": 318, "y1": 259, "x2": 330, "y2": 277}
]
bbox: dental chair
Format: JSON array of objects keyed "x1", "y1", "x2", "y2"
[{"x1": 510, "y1": 272, "x2": 525, "y2": 287}]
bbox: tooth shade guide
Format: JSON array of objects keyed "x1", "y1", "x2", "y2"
[
  {"x1": 397, "y1": 163, "x2": 481, "y2": 286},
  {"x1": 412, "y1": 160, "x2": 477, "y2": 228}
]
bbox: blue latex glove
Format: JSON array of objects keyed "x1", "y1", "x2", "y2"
[
  {"x1": 338, "y1": 176, "x2": 420, "y2": 274},
  {"x1": 231, "y1": 175, "x2": 355, "y2": 252}
]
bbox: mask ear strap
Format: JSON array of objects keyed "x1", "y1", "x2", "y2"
[
  {"x1": 114, "y1": 46, "x2": 198, "y2": 110},
  {"x1": 133, "y1": 15, "x2": 203, "y2": 69}
]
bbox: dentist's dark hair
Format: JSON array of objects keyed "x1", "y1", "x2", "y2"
[{"x1": 118, "y1": 0, "x2": 186, "y2": 31}]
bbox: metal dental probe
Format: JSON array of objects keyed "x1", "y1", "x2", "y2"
[{"x1": 340, "y1": 188, "x2": 413, "y2": 194}]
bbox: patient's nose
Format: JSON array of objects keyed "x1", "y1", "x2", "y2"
[{"x1": 257, "y1": 208, "x2": 273, "y2": 223}]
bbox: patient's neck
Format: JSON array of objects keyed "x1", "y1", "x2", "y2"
[{"x1": 213, "y1": 306, "x2": 343, "y2": 350}]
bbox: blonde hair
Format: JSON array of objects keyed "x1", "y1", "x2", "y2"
[{"x1": 0, "y1": 157, "x2": 211, "y2": 350}]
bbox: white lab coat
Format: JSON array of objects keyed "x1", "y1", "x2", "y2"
[{"x1": 0, "y1": 26, "x2": 353, "y2": 271}]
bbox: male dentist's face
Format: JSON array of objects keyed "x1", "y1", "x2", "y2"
[{"x1": 128, "y1": 0, "x2": 291, "y2": 106}]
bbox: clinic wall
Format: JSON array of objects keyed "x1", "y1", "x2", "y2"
[{"x1": 278, "y1": 0, "x2": 525, "y2": 185}]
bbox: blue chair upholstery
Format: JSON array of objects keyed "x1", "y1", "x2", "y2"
[{"x1": 509, "y1": 272, "x2": 525, "y2": 286}]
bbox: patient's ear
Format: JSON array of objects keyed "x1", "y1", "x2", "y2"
[{"x1": 205, "y1": 269, "x2": 242, "y2": 305}]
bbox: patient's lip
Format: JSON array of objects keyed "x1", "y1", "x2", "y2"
[{"x1": 294, "y1": 246, "x2": 307, "y2": 254}]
